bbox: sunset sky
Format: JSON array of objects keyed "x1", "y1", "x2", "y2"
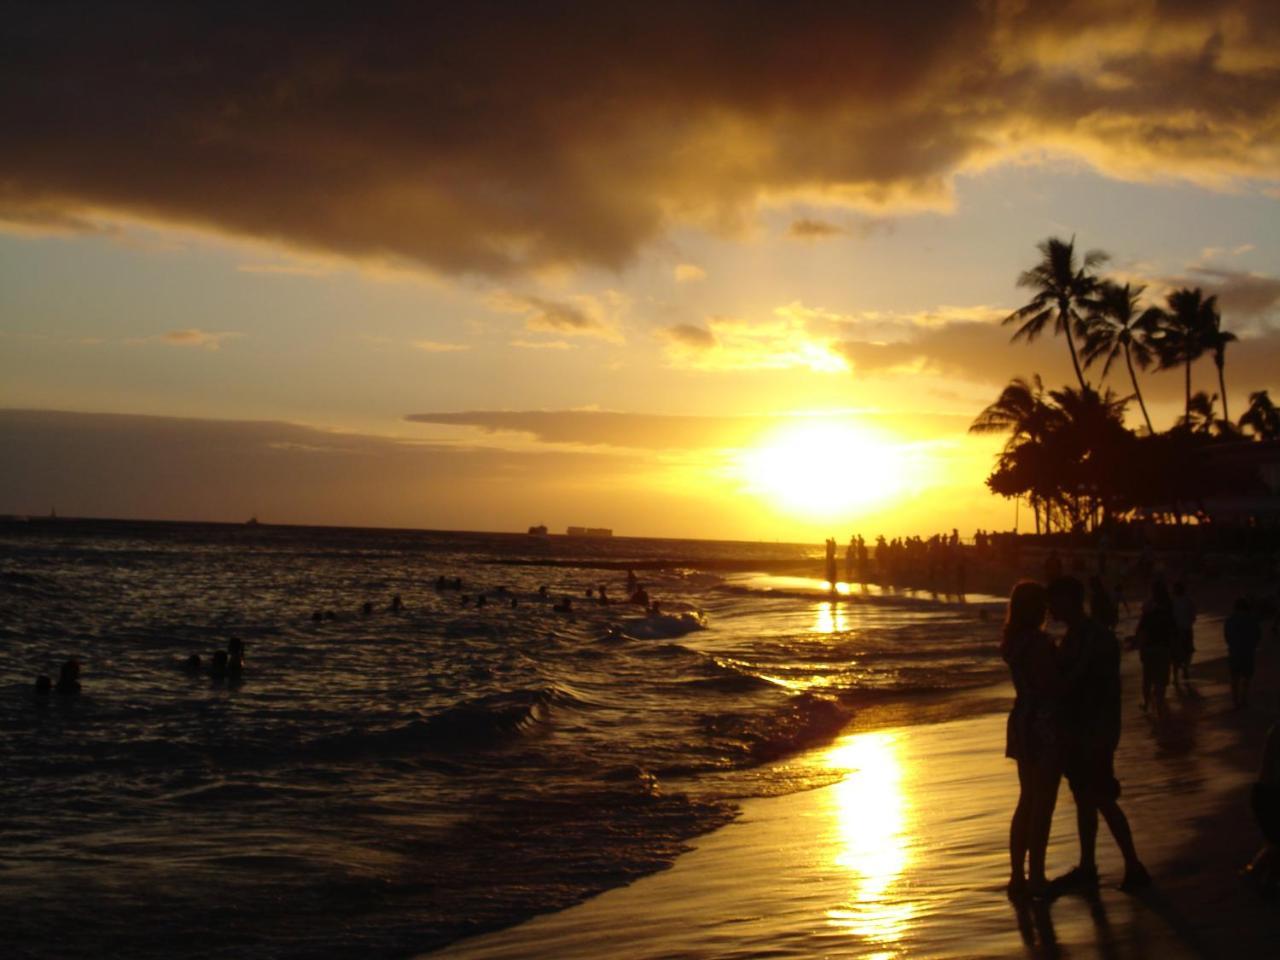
[{"x1": 3, "y1": 2, "x2": 1279, "y2": 539}]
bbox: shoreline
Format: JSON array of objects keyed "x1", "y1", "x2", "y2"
[{"x1": 426, "y1": 615, "x2": 1280, "y2": 959}]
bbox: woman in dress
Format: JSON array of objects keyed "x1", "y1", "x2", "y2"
[{"x1": 1002, "y1": 580, "x2": 1061, "y2": 898}]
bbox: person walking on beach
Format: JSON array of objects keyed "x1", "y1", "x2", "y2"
[
  {"x1": 1001, "y1": 581, "x2": 1061, "y2": 899},
  {"x1": 1049, "y1": 575, "x2": 1150, "y2": 893},
  {"x1": 1225, "y1": 598, "x2": 1262, "y2": 710},
  {"x1": 1136, "y1": 580, "x2": 1176, "y2": 718},
  {"x1": 1170, "y1": 582, "x2": 1197, "y2": 686}
]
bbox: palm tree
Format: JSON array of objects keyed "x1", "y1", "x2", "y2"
[
  {"x1": 1003, "y1": 236, "x2": 1109, "y2": 392},
  {"x1": 968, "y1": 374, "x2": 1053, "y2": 444},
  {"x1": 970, "y1": 375, "x2": 1059, "y2": 532},
  {"x1": 1176, "y1": 391, "x2": 1220, "y2": 435},
  {"x1": 1081, "y1": 281, "x2": 1162, "y2": 434},
  {"x1": 1239, "y1": 390, "x2": 1280, "y2": 440},
  {"x1": 1203, "y1": 313, "x2": 1238, "y2": 422},
  {"x1": 1156, "y1": 288, "x2": 1217, "y2": 425}
]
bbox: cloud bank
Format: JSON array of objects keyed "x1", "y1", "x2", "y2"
[{"x1": 4, "y1": 2, "x2": 1279, "y2": 276}]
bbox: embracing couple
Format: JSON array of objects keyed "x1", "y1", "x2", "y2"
[{"x1": 1002, "y1": 575, "x2": 1151, "y2": 900}]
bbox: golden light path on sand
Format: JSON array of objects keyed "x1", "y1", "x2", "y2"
[{"x1": 823, "y1": 731, "x2": 916, "y2": 957}]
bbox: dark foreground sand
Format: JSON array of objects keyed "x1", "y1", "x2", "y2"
[{"x1": 427, "y1": 614, "x2": 1280, "y2": 959}]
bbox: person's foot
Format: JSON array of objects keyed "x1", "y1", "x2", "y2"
[
  {"x1": 1050, "y1": 864, "x2": 1099, "y2": 894},
  {"x1": 1120, "y1": 863, "x2": 1151, "y2": 892},
  {"x1": 1006, "y1": 876, "x2": 1027, "y2": 901}
]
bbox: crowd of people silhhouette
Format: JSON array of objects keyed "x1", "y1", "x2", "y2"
[{"x1": 825, "y1": 529, "x2": 1012, "y2": 597}]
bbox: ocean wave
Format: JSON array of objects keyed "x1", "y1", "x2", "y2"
[
  {"x1": 702, "y1": 692, "x2": 851, "y2": 763},
  {"x1": 680, "y1": 657, "x2": 779, "y2": 693},
  {"x1": 618, "y1": 612, "x2": 706, "y2": 640}
]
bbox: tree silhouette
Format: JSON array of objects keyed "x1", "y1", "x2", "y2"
[
  {"x1": 1081, "y1": 281, "x2": 1161, "y2": 434},
  {"x1": 1203, "y1": 311, "x2": 1238, "y2": 422},
  {"x1": 1176, "y1": 390, "x2": 1220, "y2": 435},
  {"x1": 972, "y1": 379, "x2": 1130, "y2": 532},
  {"x1": 1156, "y1": 288, "x2": 1217, "y2": 426},
  {"x1": 1239, "y1": 390, "x2": 1280, "y2": 440},
  {"x1": 1003, "y1": 236, "x2": 1108, "y2": 393}
]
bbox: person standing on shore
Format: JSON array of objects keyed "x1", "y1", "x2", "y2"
[
  {"x1": 1170, "y1": 582, "x2": 1197, "y2": 686},
  {"x1": 1225, "y1": 598, "x2": 1262, "y2": 710},
  {"x1": 1136, "y1": 580, "x2": 1176, "y2": 718},
  {"x1": 1048, "y1": 575, "x2": 1150, "y2": 893},
  {"x1": 1001, "y1": 581, "x2": 1061, "y2": 899}
]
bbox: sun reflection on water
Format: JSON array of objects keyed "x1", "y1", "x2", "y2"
[
  {"x1": 813, "y1": 600, "x2": 848, "y2": 635},
  {"x1": 823, "y1": 731, "x2": 916, "y2": 953}
]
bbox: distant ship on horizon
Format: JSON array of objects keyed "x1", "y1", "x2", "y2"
[
  {"x1": 566, "y1": 526, "x2": 612, "y2": 537},
  {"x1": 527, "y1": 524, "x2": 549, "y2": 536}
]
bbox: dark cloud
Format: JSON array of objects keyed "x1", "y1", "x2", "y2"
[
  {"x1": 4, "y1": 2, "x2": 1278, "y2": 275},
  {"x1": 490, "y1": 292, "x2": 621, "y2": 340},
  {"x1": 659, "y1": 324, "x2": 717, "y2": 349},
  {"x1": 517, "y1": 297, "x2": 597, "y2": 333},
  {"x1": 840, "y1": 317, "x2": 1280, "y2": 406},
  {"x1": 788, "y1": 218, "x2": 846, "y2": 240},
  {"x1": 0, "y1": 409, "x2": 651, "y2": 530},
  {"x1": 1179, "y1": 267, "x2": 1280, "y2": 321},
  {"x1": 405, "y1": 409, "x2": 971, "y2": 448}
]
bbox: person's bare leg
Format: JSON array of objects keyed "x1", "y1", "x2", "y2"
[
  {"x1": 1098, "y1": 797, "x2": 1140, "y2": 868},
  {"x1": 1009, "y1": 800, "x2": 1028, "y2": 887},
  {"x1": 1076, "y1": 800, "x2": 1099, "y2": 871},
  {"x1": 1027, "y1": 768, "x2": 1060, "y2": 887}
]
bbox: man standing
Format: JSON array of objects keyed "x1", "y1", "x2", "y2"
[{"x1": 1048, "y1": 576, "x2": 1150, "y2": 893}]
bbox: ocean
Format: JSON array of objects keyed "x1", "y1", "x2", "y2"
[{"x1": 0, "y1": 520, "x2": 1009, "y2": 959}]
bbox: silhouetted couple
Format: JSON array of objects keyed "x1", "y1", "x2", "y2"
[{"x1": 1003, "y1": 576, "x2": 1149, "y2": 900}]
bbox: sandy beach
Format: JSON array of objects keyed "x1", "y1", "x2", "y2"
[{"x1": 428, "y1": 614, "x2": 1280, "y2": 960}]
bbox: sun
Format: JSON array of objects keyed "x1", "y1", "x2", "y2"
[{"x1": 738, "y1": 420, "x2": 906, "y2": 519}]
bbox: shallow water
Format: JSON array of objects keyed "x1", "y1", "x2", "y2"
[{"x1": 0, "y1": 520, "x2": 1007, "y2": 958}]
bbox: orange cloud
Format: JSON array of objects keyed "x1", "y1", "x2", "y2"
[{"x1": 128, "y1": 329, "x2": 243, "y2": 351}]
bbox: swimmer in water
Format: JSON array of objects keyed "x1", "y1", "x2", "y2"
[
  {"x1": 55, "y1": 658, "x2": 81, "y2": 696},
  {"x1": 210, "y1": 650, "x2": 229, "y2": 680},
  {"x1": 311, "y1": 609, "x2": 323, "y2": 623},
  {"x1": 476, "y1": 594, "x2": 487, "y2": 608},
  {"x1": 227, "y1": 638, "x2": 244, "y2": 677},
  {"x1": 361, "y1": 601, "x2": 374, "y2": 616},
  {"x1": 390, "y1": 594, "x2": 404, "y2": 613},
  {"x1": 538, "y1": 585, "x2": 549, "y2": 600},
  {"x1": 182, "y1": 653, "x2": 202, "y2": 674},
  {"x1": 34, "y1": 675, "x2": 52, "y2": 696},
  {"x1": 553, "y1": 596, "x2": 574, "y2": 613}
]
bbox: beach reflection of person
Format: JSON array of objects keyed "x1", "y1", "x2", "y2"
[
  {"x1": 1002, "y1": 581, "x2": 1061, "y2": 900},
  {"x1": 1049, "y1": 576, "x2": 1150, "y2": 893}
]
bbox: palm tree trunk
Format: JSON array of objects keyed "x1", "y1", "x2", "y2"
[
  {"x1": 1184, "y1": 357, "x2": 1192, "y2": 423},
  {"x1": 1124, "y1": 344, "x2": 1154, "y2": 434},
  {"x1": 1064, "y1": 321, "x2": 1089, "y2": 392},
  {"x1": 1217, "y1": 357, "x2": 1229, "y2": 423}
]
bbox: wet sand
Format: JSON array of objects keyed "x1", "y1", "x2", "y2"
[{"x1": 428, "y1": 616, "x2": 1280, "y2": 959}]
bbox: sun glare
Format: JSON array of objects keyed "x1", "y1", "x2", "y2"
[{"x1": 739, "y1": 421, "x2": 907, "y2": 519}]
